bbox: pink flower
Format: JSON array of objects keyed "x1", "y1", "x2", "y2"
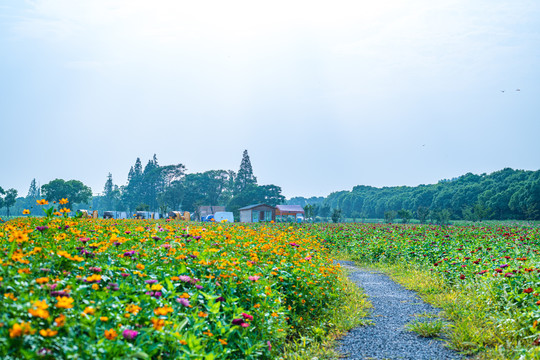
[
  {"x1": 122, "y1": 329, "x2": 138, "y2": 340},
  {"x1": 248, "y1": 276, "x2": 260, "y2": 282},
  {"x1": 267, "y1": 341, "x2": 272, "y2": 351},
  {"x1": 241, "y1": 313, "x2": 253, "y2": 321}
]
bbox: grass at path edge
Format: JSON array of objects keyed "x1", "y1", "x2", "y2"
[
  {"x1": 352, "y1": 261, "x2": 540, "y2": 360},
  {"x1": 280, "y1": 261, "x2": 372, "y2": 360}
]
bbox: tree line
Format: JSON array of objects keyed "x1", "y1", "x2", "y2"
[
  {"x1": 290, "y1": 168, "x2": 540, "y2": 222},
  {"x1": 3, "y1": 150, "x2": 285, "y2": 219}
]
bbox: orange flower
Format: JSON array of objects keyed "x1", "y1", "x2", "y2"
[
  {"x1": 29, "y1": 300, "x2": 50, "y2": 319},
  {"x1": 83, "y1": 307, "x2": 96, "y2": 316},
  {"x1": 10, "y1": 231, "x2": 29, "y2": 244},
  {"x1": 22, "y1": 209, "x2": 30, "y2": 215},
  {"x1": 56, "y1": 296, "x2": 74, "y2": 309},
  {"x1": 36, "y1": 277, "x2": 49, "y2": 284},
  {"x1": 9, "y1": 322, "x2": 35, "y2": 338},
  {"x1": 59, "y1": 198, "x2": 69, "y2": 205},
  {"x1": 198, "y1": 311, "x2": 208, "y2": 318},
  {"x1": 86, "y1": 274, "x2": 102, "y2": 283},
  {"x1": 36, "y1": 199, "x2": 49, "y2": 205},
  {"x1": 154, "y1": 305, "x2": 174, "y2": 316},
  {"x1": 39, "y1": 328, "x2": 58, "y2": 337},
  {"x1": 136, "y1": 263, "x2": 145, "y2": 270},
  {"x1": 126, "y1": 304, "x2": 142, "y2": 314},
  {"x1": 151, "y1": 318, "x2": 165, "y2": 330},
  {"x1": 54, "y1": 314, "x2": 66, "y2": 327},
  {"x1": 100, "y1": 316, "x2": 109, "y2": 322},
  {"x1": 218, "y1": 338, "x2": 228, "y2": 345},
  {"x1": 104, "y1": 328, "x2": 118, "y2": 340}
]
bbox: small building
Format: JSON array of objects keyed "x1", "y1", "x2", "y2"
[
  {"x1": 239, "y1": 204, "x2": 276, "y2": 223},
  {"x1": 198, "y1": 206, "x2": 226, "y2": 221},
  {"x1": 275, "y1": 205, "x2": 305, "y2": 222}
]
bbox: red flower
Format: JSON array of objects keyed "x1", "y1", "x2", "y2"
[
  {"x1": 524, "y1": 288, "x2": 533, "y2": 294},
  {"x1": 459, "y1": 274, "x2": 465, "y2": 280}
]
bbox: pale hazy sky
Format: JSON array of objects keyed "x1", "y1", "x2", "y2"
[{"x1": 1, "y1": 0, "x2": 539, "y2": 199}]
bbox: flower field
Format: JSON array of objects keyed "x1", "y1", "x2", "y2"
[
  {"x1": 318, "y1": 223, "x2": 540, "y2": 356},
  {"x1": 0, "y1": 217, "x2": 343, "y2": 359}
]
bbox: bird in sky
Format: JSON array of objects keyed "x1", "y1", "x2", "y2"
[
  {"x1": 501, "y1": 90, "x2": 505, "y2": 93},
  {"x1": 516, "y1": 89, "x2": 520, "y2": 91}
]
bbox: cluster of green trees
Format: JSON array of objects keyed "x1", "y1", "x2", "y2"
[
  {"x1": 106, "y1": 150, "x2": 284, "y2": 217},
  {"x1": 4, "y1": 150, "x2": 285, "y2": 219},
  {"x1": 291, "y1": 168, "x2": 540, "y2": 222},
  {"x1": 0, "y1": 186, "x2": 18, "y2": 217}
]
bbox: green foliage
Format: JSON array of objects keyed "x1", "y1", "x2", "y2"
[
  {"x1": 417, "y1": 206, "x2": 430, "y2": 224},
  {"x1": 235, "y1": 150, "x2": 257, "y2": 194},
  {"x1": 321, "y1": 168, "x2": 540, "y2": 221},
  {"x1": 331, "y1": 209, "x2": 342, "y2": 223},
  {"x1": 0, "y1": 219, "x2": 350, "y2": 359},
  {"x1": 0, "y1": 188, "x2": 18, "y2": 217},
  {"x1": 406, "y1": 319, "x2": 445, "y2": 338},
  {"x1": 316, "y1": 222, "x2": 540, "y2": 358},
  {"x1": 383, "y1": 210, "x2": 396, "y2": 223},
  {"x1": 228, "y1": 184, "x2": 285, "y2": 217},
  {"x1": 397, "y1": 209, "x2": 412, "y2": 223},
  {"x1": 41, "y1": 179, "x2": 92, "y2": 207}
]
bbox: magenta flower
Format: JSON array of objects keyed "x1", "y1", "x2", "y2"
[
  {"x1": 176, "y1": 298, "x2": 190, "y2": 307},
  {"x1": 122, "y1": 329, "x2": 138, "y2": 340},
  {"x1": 241, "y1": 313, "x2": 253, "y2": 321}
]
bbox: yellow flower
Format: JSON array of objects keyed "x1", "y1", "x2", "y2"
[
  {"x1": 54, "y1": 314, "x2": 66, "y2": 327},
  {"x1": 4, "y1": 293, "x2": 17, "y2": 301},
  {"x1": 60, "y1": 208, "x2": 71, "y2": 213},
  {"x1": 9, "y1": 322, "x2": 36, "y2": 338},
  {"x1": 22, "y1": 209, "x2": 30, "y2": 215},
  {"x1": 39, "y1": 328, "x2": 58, "y2": 337},
  {"x1": 28, "y1": 300, "x2": 49, "y2": 318},
  {"x1": 136, "y1": 263, "x2": 145, "y2": 270},
  {"x1": 100, "y1": 316, "x2": 109, "y2": 322},
  {"x1": 56, "y1": 296, "x2": 74, "y2": 309},
  {"x1": 92, "y1": 284, "x2": 99, "y2": 290},
  {"x1": 151, "y1": 317, "x2": 165, "y2": 330},
  {"x1": 126, "y1": 304, "x2": 142, "y2": 314},
  {"x1": 104, "y1": 328, "x2": 118, "y2": 340},
  {"x1": 9, "y1": 230, "x2": 29, "y2": 244},
  {"x1": 86, "y1": 274, "x2": 102, "y2": 283},
  {"x1": 150, "y1": 284, "x2": 163, "y2": 291},
  {"x1": 59, "y1": 198, "x2": 69, "y2": 205},
  {"x1": 36, "y1": 199, "x2": 49, "y2": 205},
  {"x1": 154, "y1": 305, "x2": 174, "y2": 316},
  {"x1": 83, "y1": 307, "x2": 96, "y2": 316}
]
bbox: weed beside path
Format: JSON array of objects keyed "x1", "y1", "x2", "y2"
[{"x1": 336, "y1": 261, "x2": 461, "y2": 360}]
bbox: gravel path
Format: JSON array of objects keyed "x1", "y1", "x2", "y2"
[{"x1": 336, "y1": 261, "x2": 462, "y2": 360}]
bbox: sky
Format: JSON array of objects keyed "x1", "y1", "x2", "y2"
[{"x1": 1, "y1": 0, "x2": 539, "y2": 199}]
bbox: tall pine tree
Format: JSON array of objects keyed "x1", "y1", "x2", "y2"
[
  {"x1": 235, "y1": 150, "x2": 257, "y2": 194},
  {"x1": 27, "y1": 179, "x2": 40, "y2": 199}
]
